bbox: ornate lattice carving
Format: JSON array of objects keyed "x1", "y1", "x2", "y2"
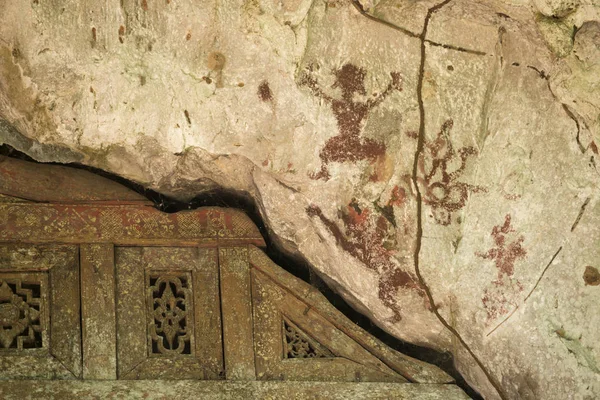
[
  {"x1": 147, "y1": 274, "x2": 194, "y2": 355},
  {"x1": 0, "y1": 279, "x2": 43, "y2": 350},
  {"x1": 283, "y1": 319, "x2": 333, "y2": 359}
]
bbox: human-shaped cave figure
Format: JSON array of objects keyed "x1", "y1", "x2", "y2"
[{"x1": 300, "y1": 63, "x2": 402, "y2": 180}]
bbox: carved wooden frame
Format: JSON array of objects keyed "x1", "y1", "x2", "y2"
[
  {"x1": 115, "y1": 247, "x2": 223, "y2": 380},
  {"x1": 0, "y1": 244, "x2": 81, "y2": 379}
]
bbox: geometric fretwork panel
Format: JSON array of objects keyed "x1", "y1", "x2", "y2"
[
  {"x1": 0, "y1": 277, "x2": 44, "y2": 350},
  {"x1": 283, "y1": 318, "x2": 333, "y2": 359},
  {"x1": 147, "y1": 273, "x2": 194, "y2": 356}
]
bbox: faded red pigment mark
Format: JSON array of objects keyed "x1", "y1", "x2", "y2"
[
  {"x1": 406, "y1": 130, "x2": 418, "y2": 139},
  {"x1": 477, "y1": 214, "x2": 527, "y2": 279},
  {"x1": 415, "y1": 119, "x2": 484, "y2": 225},
  {"x1": 388, "y1": 186, "x2": 406, "y2": 207},
  {"x1": 307, "y1": 201, "x2": 428, "y2": 322},
  {"x1": 477, "y1": 214, "x2": 527, "y2": 320},
  {"x1": 481, "y1": 279, "x2": 524, "y2": 321},
  {"x1": 373, "y1": 185, "x2": 407, "y2": 228},
  {"x1": 118, "y1": 25, "x2": 126, "y2": 44},
  {"x1": 299, "y1": 63, "x2": 402, "y2": 180}
]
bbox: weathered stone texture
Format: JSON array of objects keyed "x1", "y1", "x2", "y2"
[{"x1": 1, "y1": 0, "x2": 599, "y2": 398}]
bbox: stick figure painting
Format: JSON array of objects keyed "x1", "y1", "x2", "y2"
[{"x1": 300, "y1": 63, "x2": 403, "y2": 180}]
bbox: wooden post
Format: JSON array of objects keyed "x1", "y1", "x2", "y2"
[
  {"x1": 80, "y1": 244, "x2": 117, "y2": 379},
  {"x1": 219, "y1": 246, "x2": 256, "y2": 380}
]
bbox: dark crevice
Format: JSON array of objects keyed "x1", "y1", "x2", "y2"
[{"x1": 0, "y1": 144, "x2": 480, "y2": 398}]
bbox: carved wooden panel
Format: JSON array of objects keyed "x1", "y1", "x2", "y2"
[
  {"x1": 248, "y1": 246, "x2": 454, "y2": 384},
  {"x1": 0, "y1": 274, "x2": 46, "y2": 351},
  {"x1": 0, "y1": 244, "x2": 81, "y2": 379},
  {"x1": 115, "y1": 247, "x2": 223, "y2": 380},
  {"x1": 251, "y1": 267, "x2": 405, "y2": 382},
  {"x1": 147, "y1": 272, "x2": 194, "y2": 356},
  {"x1": 282, "y1": 318, "x2": 334, "y2": 359}
]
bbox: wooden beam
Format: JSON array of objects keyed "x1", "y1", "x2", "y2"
[
  {"x1": 0, "y1": 204, "x2": 265, "y2": 247},
  {"x1": 0, "y1": 155, "x2": 150, "y2": 204},
  {"x1": 0, "y1": 380, "x2": 470, "y2": 399}
]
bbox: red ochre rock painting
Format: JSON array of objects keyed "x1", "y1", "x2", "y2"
[
  {"x1": 477, "y1": 214, "x2": 527, "y2": 321},
  {"x1": 306, "y1": 194, "x2": 428, "y2": 322},
  {"x1": 299, "y1": 63, "x2": 402, "y2": 180},
  {"x1": 416, "y1": 119, "x2": 484, "y2": 226},
  {"x1": 481, "y1": 279, "x2": 524, "y2": 322},
  {"x1": 477, "y1": 214, "x2": 527, "y2": 279}
]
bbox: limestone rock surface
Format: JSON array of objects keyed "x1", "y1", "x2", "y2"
[{"x1": 1, "y1": 0, "x2": 599, "y2": 398}]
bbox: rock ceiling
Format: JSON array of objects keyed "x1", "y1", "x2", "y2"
[{"x1": 1, "y1": 0, "x2": 599, "y2": 398}]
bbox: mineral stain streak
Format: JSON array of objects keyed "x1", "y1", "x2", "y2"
[{"x1": 300, "y1": 63, "x2": 402, "y2": 180}]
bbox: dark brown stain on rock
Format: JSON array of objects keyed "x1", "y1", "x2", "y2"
[
  {"x1": 207, "y1": 52, "x2": 226, "y2": 71},
  {"x1": 141, "y1": 0, "x2": 148, "y2": 11},
  {"x1": 186, "y1": 32, "x2": 191, "y2": 41},
  {"x1": 583, "y1": 266, "x2": 600, "y2": 286},
  {"x1": 306, "y1": 202, "x2": 428, "y2": 322},
  {"x1": 299, "y1": 63, "x2": 402, "y2": 180},
  {"x1": 184, "y1": 110, "x2": 191, "y2": 125},
  {"x1": 258, "y1": 81, "x2": 273, "y2": 102},
  {"x1": 91, "y1": 27, "x2": 97, "y2": 44}
]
